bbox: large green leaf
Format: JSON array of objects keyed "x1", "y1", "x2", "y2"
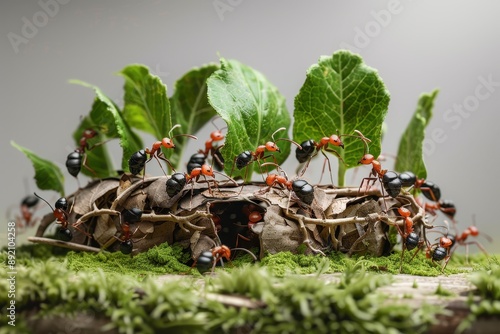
[
  {"x1": 71, "y1": 115, "x2": 115, "y2": 178},
  {"x1": 293, "y1": 50, "x2": 390, "y2": 186},
  {"x1": 70, "y1": 80, "x2": 143, "y2": 173},
  {"x1": 11, "y1": 141, "x2": 65, "y2": 196},
  {"x1": 120, "y1": 65, "x2": 172, "y2": 157},
  {"x1": 169, "y1": 64, "x2": 219, "y2": 170},
  {"x1": 207, "y1": 58, "x2": 291, "y2": 180},
  {"x1": 395, "y1": 89, "x2": 439, "y2": 179}
]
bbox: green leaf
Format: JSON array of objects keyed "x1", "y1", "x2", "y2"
[
  {"x1": 11, "y1": 141, "x2": 65, "y2": 196},
  {"x1": 394, "y1": 89, "x2": 439, "y2": 179},
  {"x1": 120, "y1": 64, "x2": 171, "y2": 149},
  {"x1": 207, "y1": 58, "x2": 291, "y2": 180},
  {"x1": 71, "y1": 115, "x2": 115, "y2": 178},
  {"x1": 169, "y1": 64, "x2": 219, "y2": 170},
  {"x1": 70, "y1": 80, "x2": 143, "y2": 173},
  {"x1": 293, "y1": 50, "x2": 390, "y2": 186}
]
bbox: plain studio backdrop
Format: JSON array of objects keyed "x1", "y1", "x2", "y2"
[{"x1": 1, "y1": 0, "x2": 499, "y2": 254}]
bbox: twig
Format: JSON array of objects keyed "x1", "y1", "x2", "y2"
[{"x1": 28, "y1": 236, "x2": 101, "y2": 253}]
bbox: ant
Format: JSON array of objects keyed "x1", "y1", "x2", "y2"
[
  {"x1": 231, "y1": 127, "x2": 302, "y2": 180},
  {"x1": 390, "y1": 206, "x2": 422, "y2": 272},
  {"x1": 425, "y1": 236, "x2": 453, "y2": 270},
  {"x1": 34, "y1": 193, "x2": 72, "y2": 241},
  {"x1": 262, "y1": 163, "x2": 315, "y2": 206},
  {"x1": 201, "y1": 119, "x2": 226, "y2": 171},
  {"x1": 233, "y1": 203, "x2": 265, "y2": 248},
  {"x1": 130, "y1": 124, "x2": 197, "y2": 176},
  {"x1": 194, "y1": 245, "x2": 257, "y2": 274},
  {"x1": 295, "y1": 134, "x2": 345, "y2": 184},
  {"x1": 14, "y1": 195, "x2": 40, "y2": 231},
  {"x1": 186, "y1": 164, "x2": 237, "y2": 194},
  {"x1": 66, "y1": 128, "x2": 103, "y2": 179},
  {"x1": 398, "y1": 171, "x2": 457, "y2": 219},
  {"x1": 115, "y1": 208, "x2": 142, "y2": 255},
  {"x1": 166, "y1": 172, "x2": 188, "y2": 197},
  {"x1": 446, "y1": 219, "x2": 492, "y2": 264},
  {"x1": 187, "y1": 152, "x2": 207, "y2": 174}
]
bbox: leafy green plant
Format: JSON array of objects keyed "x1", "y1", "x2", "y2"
[{"x1": 12, "y1": 49, "x2": 434, "y2": 192}]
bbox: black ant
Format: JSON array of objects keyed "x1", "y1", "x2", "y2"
[
  {"x1": 129, "y1": 124, "x2": 197, "y2": 176},
  {"x1": 166, "y1": 172, "x2": 188, "y2": 197},
  {"x1": 295, "y1": 134, "x2": 345, "y2": 184},
  {"x1": 115, "y1": 208, "x2": 142, "y2": 254},
  {"x1": 425, "y1": 236, "x2": 453, "y2": 270},
  {"x1": 398, "y1": 171, "x2": 456, "y2": 219},
  {"x1": 446, "y1": 219, "x2": 492, "y2": 264},
  {"x1": 187, "y1": 152, "x2": 207, "y2": 174},
  {"x1": 262, "y1": 164, "x2": 315, "y2": 206},
  {"x1": 390, "y1": 206, "x2": 422, "y2": 272},
  {"x1": 65, "y1": 128, "x2": 104, "y2": 178},
  {"x1": 34, "y1": 193, "x2": 72, "y2": 241},
  {"x1": 186, "y1": 164, "x2": 237, "y2": 195},
  {"x1": 201, "y1": 119, "x2": 226, "y2": 171},
  {"x1": 14, "y1": 195, "x2": 40, "y2": 231},
  {"x1": 231, "y1": 127, "x2": 302, "y2": 180},
  {"x1": 194, "y1": 245, "x2": 257, "y2": 274}
]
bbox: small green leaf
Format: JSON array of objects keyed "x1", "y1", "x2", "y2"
[
  {"x1": 394, "y1": 89, "x2": 439, "y2": 179},
  {"x1": 169, "y1": 64, "x2": 219, "y2": 170},
  {"x1": 11, "y1": 141, "x2": 65, "y2": 196},
  {"x1": 70, "y1": 80, "x2": 143, "y2": 173},
  {"x1": 120, "y1": 64, "x2": 171, "y2": 141},
  {"x1": 293, "y1": 50, "x2": 390, "y2": 186},
  {"x1": 207, "y1": 58, "x2": 291, "y2": 180},
  {"x1": 71, "y1": 115, "x2": 115, "y2": 178}
]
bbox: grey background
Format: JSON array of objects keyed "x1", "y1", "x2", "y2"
[{"x1": 1, "y1": 0, "x2": 499, "y2": 253}]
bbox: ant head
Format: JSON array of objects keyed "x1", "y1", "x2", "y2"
[
  {"x1": 201, "y1": 164, "x2": 214, "y2": 177},
  {"x1": 439, "y1": 236, "x2": 453, "y2": 248},
  {"x1": 210, "y1": 129, "x2": 225, "y2": 141},
  {"x1": 467, "y1": 226, "x2": 479, "y2": 236},
  {"x1": 55, "y1": 197, "x2": 68, "y2": 211},
  {"x1": 397, "y1": 207, "x2": 411, "y2": 218},
  {"x1": 358, "y1": 154, "x2": 374, "y2": 165},
  {"x1": 82, "y1": 128, "x2": 98, "y2": 139},
  {"x1": 329, "y1": 135, "x2": 344, "y2": 148},
  {"x1": 265, "y1": 174, "x2": 278, "y2": 186},
  {"x1": 161, "y1": 137, "x2": 175, "y2": 149},
  {"x1": 265, "y1": 141, "x2": 280, "y2": 152}
]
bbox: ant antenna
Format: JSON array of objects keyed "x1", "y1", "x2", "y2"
[
  {"x1": 169, "y1": 123, "x2": 198, "y2": 140},
  {"x1": 272, "y1": 127, "x2": 303, "y2": 150},
  {"x1": 33, "y1": 192, "x2": 54, "y2": 211}
]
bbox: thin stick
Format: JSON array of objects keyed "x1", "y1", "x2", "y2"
[{"x1": 28, "y1": 236, "x2": 101, "y2": 253}]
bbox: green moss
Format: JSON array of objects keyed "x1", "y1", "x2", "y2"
[{"x1": 65, "y1": 243, "x2": 193, "y2": 278}]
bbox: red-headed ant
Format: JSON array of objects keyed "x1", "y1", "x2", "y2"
[
  {"x1": 390, "y1": 206, "x2": 422, "y2": 272},
  {"x1": 398, "y1": 171, "x2": 457, "y2": 219},
  {"x1": 231, "y1": 127, "x2": 302, "y2": 180},
  {"x1": 129, "y1": 124, "x2": 197, "y2": 176},
  {"x1": 34, "y1": 193, "x2": 72, "y2": 241},
  {"x1": 14, "y1": 195, "x2": 40, "y2": 231},
  {"x1": 115, "y1": 208, "x2": 142, "y2": 254},
  {"x1": 446, "y1": 218, "x2": 492, "y2": 264},
  {"x1": 425, "y1": 236, "x2": 453, "y2": 270},
  {"x1": 194, "y1": 245, "x2": 257, "y2": 274},
  {"x1": 66, "y1": 128, "x2": 102, "y2": 179},
  {"x1": 261, "y1": 163, "x2": 315, "y2": 207}
]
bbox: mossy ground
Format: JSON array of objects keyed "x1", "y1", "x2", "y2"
[{"x1": 1, "y1": 242, "x2": 499, "y2": 334}]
